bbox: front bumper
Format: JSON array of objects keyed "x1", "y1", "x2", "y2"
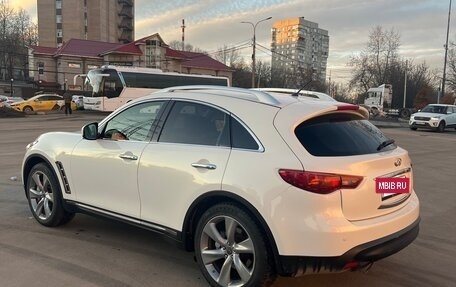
[
  {"x1": 409, "y1": 120, "x2": 439, "y2": 129},
  {"x1": 277, "y1": 217, "x2": 420, "y2": 276}
]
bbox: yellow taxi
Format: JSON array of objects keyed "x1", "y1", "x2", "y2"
[{"x1": 10, "y1": 94, "x2": 76, "y2": 113}]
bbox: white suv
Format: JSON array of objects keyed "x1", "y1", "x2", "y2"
[
  {"x1": 22, "y1": 86, "x2": 419, "y2": 287},
  {"x1": 409, "y1": 104, "x2": 456, "y2": 132}
]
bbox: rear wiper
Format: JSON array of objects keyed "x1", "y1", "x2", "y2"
[{"x1": 377, "y1": 139, "x2": 395, "y2": 151}]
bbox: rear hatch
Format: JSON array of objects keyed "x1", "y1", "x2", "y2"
[{"x1": 276, "y1": 106, "x2": 413, "y2": 221}]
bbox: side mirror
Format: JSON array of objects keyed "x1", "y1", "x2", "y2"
[{"x1": 82, "y1": 122, "x2": 99, "y2": 140}]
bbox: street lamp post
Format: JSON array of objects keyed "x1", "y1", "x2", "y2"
[
  {"x1": 241, "y1": 16, "x2": 272, "y2": 88},
  {"x1": 10, "y1": 78, "x2": 14, "y2": 96},
  {"x1": 440, "y1": 0, "x2": 452, "y2": 104}
]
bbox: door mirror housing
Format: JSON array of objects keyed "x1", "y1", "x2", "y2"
[{"x1": 82, "y1": 122, "x2": 99, "y2": 140}]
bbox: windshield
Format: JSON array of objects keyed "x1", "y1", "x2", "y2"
[
  {"x1": 421, "y1": 105, "x2": 447, "y2": 114},
  {"x1": 85, "y1": 69, "x2": 124, "y2": 98}
]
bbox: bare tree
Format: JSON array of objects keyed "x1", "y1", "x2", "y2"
[
  {"x1": 348, "y1": 25, "x2": 435, "y2": 108},
  {"x1": 0, "y1": 3, "x2": 37, "y2": 81},
  {"x1": 167, "y1": 40, "x2": 207, "y2": 54},
  {"x1": 348, "y1": 26, "x2": 400, "y2": 93},
  {"x1": 447, "y1": 42, "x2": 456, "y2": 91},
  {"x1": 255, "y1": 60, "x2": 271, "y2": 88},
  {"x1": 214, "y1": 44, "x2": 242, "y2": 67}
]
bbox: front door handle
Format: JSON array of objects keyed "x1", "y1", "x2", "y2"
[
  {"x1": 119, "y1": 152, "x2": 138, "y2": 160},
  {"x1": 191, "y1": 163, "x2": 217, "y2": 170}
]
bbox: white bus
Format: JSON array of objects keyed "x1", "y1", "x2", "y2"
[{"x1": 83, "y1": 66, "x2": 230, "y2": 112}]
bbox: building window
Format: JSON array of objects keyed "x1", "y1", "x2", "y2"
[
  {"x1": 56, "y1": 15, "x2": 62, "y2": 23},
  {"x1": 56, "y1": 29, "x2": 63, "y2": 37},
  {"x1": 145, "y1": 40, "x2": 161, "y2": 68},
  {"x1": 56, "y1": 0, "x2": 62, "y2": 9}
]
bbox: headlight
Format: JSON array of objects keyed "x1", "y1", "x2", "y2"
[{"x1": 430, "y1": 116, "x2": 441, "y2": 120}]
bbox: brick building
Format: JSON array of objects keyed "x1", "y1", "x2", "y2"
[{"x1": 28, "y1": 34, "x2": 233, "y2": 89}]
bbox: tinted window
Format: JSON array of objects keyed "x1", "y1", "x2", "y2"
[
  {"x1": 159, "y1": 102, "x2": 229, "y2": 146},
  {"x1": 103, "y1": 101, "x2": 165, "y2": 141},
  {"x1": 295, "y1": 114, "x2": 396, "y2": 156},
  {"x1": 231, "y1": 117, "x2": 259, "y2": 150},
  {"x1": 122, "y1": 72, "x2": 228, "y2": 89}
]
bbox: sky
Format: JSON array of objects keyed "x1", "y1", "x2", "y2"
[{"x1": 8, "y1": 0, "x2": 455, "y2": 84}]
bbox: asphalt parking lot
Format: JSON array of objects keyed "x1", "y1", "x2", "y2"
[{"x1": 0, "y1": 111, "x2": 455, "y2": 287}]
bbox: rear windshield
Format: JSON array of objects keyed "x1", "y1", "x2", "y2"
[{"x1": 295, "y1": 114, "x2": 396, "y2": 156}]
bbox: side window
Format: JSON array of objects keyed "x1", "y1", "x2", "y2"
[
  {"x1": 103, "y1": 101, "x2": 165, "y2": 142},
  {"x1": 230, "y1": 117, "x2": 260, "y2": 150},
  {"x1": 159, "y1": 101, "x2": 229, "y2": 146}
]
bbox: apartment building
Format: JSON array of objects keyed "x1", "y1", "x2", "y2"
[
  {"x1": 271, "y1": 17, "x2": 329, "y2": 83},
  {"x1": 38, "y1": 0, "x2": 134, "y2": 47}
]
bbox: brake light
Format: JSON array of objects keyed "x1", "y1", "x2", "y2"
[
  {"x1": 278, "y1": 169, "x2": 363, "y2": 194},
  {"x1": 337, "y1": 104, "x2": 359, "y2": 111}
]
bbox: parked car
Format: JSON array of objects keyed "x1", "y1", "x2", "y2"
[
  {"x1": 409, "y1": 104, "x2": 456, "y2": 132},
  {"x1": 22, "y1": 86, "x2": 419, "y2": 287},
  {"x1": 72, "y1": 94, "x2": 84, "y2": 110},
  {"x1": 10, "y1": 93, "x2": 76, "y2": 113},
  {"x1": 0, "y1": 95, "x2": 24, "y2": 108}
]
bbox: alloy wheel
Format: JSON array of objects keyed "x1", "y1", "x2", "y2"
[
  {"x1": 199, "y1": 215, "x2": 255, "y2": 287},
  {"x1": 28, "y1": 171, "x2": 55, "y2": 220}
]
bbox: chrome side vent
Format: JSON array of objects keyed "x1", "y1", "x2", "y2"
[{"x1": 55, "y1": 161, "x2": 71, "y2": 194}]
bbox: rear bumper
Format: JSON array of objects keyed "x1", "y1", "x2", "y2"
[{"x1": 277, "y1": 217, "x2": 420, "y2": 277}]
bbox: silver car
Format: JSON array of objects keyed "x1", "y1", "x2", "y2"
[{"x1": 409, "y1": 104, "x2": 456, "y2": 132}]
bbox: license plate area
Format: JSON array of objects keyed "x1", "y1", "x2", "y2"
[{"x1": 376, "y1": 176, "x2": 410, "y2": 201}]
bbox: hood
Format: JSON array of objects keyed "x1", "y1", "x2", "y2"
[{"x1": 412, "y1": 112, "x2": 445, "y2": 118}]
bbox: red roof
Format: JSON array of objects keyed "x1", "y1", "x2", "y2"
[
  {"x1": 56, "y1": 39, "x2": 121, "y2": 58},
  {"x1": 165, "y1": 47, "x2": 187, "y2": 59},
  {"x1": 179, "y1": 51, "x2": 234, "y2": 72},
  {"x1": 29, "y1": 35, "x2": 232, "y2": 72},
  {"x1": 29, "y1": 45, "x2": 58, "y2": 55},
  {"x1": 101, "y1": 42, "x2": 142, "y2": 55}
]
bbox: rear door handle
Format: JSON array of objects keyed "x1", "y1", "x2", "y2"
[
  {"x1": 119, "y1": 152, "x2": 138, "y2": 161},
  {"x1": 191, "y1": 163, "x2": 217, "y2": 170}
]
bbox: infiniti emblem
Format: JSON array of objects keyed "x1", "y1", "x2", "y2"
[{"x1": 394, "y1": 158, "x2": 402, "y2": 167}]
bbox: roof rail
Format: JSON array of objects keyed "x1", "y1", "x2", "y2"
[{"x1": 157, "y1": 85, "x2": 281, "y2": 106}]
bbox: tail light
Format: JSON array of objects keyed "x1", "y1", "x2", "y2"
[
  {"x1": 278, "y1": 169, "x2": 363, "y2": 194},
  {"x1": 337, "y1": 104, "x2": 359, "y2": 111}
]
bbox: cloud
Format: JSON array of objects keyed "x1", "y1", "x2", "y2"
[
  {"x1": 9, "y1": 0, "x2": 456, "y2": 83},
  {"x1": 9, "y1": 0, "x2": 37, "y2": 21}
]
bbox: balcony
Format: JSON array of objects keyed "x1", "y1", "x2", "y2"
[
  {"x1": 118, "y1": 7, "x2": 133, "y2": 19},
  {"x1": 118, "y1": 19, "x2": 133, "y2": 31},
  {"x1": 119, "y1": 31, "x2": 133, "y2": 43},
  {"x1": 118, "y1": 0, "x2": 133, "y2": 7}
]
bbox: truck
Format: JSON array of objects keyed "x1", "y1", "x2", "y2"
[{"x1": 363, "y1": 84, "x2": 414, "y2": 119}]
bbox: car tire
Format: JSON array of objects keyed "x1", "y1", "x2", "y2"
[
  {"x1": 26, "y1": 163, "x2": 74, "y2": 227},
  {"x1": 52, "y1": 104, "x2": 60, "y2": 111},
  {"x1": 194, "y1": 203, "x2": 275, "y2": 287},
  {"x1": 23, "y1": 106, "x2": 33, "y2": 113},
  {"x1": 437, "y1": 121, "x2": 445, "y2": 132},
  {"x1": 410, "y1": 127, "x2": 417, "y2": 131}
]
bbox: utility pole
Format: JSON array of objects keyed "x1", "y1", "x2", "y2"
[
  {"x1": 441, "y1": 0, "x2": 452, "y2": 103},
  {"x1": 241, "y1": 17, "x2": 272, "y2": 88},
  {"x1": 403, "y1": 60, "x2": 407, "y2": 108},
  {"x1": 181, "y1": 19, "x2": 186, "y2": 51}
]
